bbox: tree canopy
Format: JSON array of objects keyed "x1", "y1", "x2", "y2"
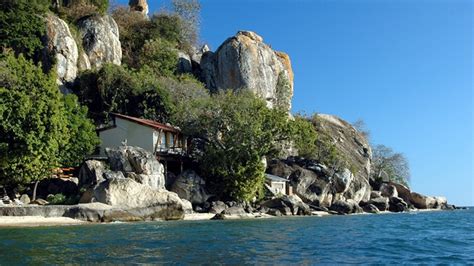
[
  {"x1": 0, "y1": 52, "x2": 99, "y2": 186},
  {"x1": 371, "y1": 144, "x2": 410, "y2": 186}
]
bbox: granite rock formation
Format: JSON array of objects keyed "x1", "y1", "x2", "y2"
[{"x1": 200, "y1": 31, "x2": 294, "y2": 111}]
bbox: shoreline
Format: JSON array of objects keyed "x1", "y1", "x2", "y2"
[{"x1": 0, "y1": 207, "x2": 465, "y2": 228}]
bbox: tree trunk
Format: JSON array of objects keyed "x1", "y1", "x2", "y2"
[{"x1": 32, "y1": 180, "x2": 39, "y2": 201}]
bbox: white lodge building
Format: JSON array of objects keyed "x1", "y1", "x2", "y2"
[{"x1": 98, "y1": 113, "x2": 188, "y2": 157}]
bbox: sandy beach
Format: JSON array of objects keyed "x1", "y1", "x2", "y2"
[{"x1": 0, "y1": 216, "x2": 86, "y2": 227}]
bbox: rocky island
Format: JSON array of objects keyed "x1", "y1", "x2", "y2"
[{"x1": 0, "y1": 0, "x2": 458, "y2": 226}]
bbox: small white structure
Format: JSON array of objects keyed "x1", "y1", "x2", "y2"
[
  {"x1": 98, "y1": 113, "x2": 187, "y2": 156},
  {"x1": 265, "y1": 174, "x2": 291, "y2": 195}
]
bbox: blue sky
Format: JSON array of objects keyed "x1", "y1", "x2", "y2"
[{"x1": 118, "y1": 0, "x2": 473, "y2": 206}]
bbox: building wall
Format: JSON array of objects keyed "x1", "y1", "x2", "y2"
[
  {"x1": 99, "y1": 118, "x2": 154, "y2": 155},
  {"x1": 270, "y1": 181, "x2": 286, "y2": 195}
]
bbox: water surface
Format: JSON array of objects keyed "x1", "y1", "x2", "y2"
[{"x1": 1, "y1": 209, "x2": 473, "y2": 264}]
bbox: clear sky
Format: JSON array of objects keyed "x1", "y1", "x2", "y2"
[{"x1": 118, "y1": 0, "x2": 473, "y2": 206}]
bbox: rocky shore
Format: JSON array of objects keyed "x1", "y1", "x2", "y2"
[{"x1": 0, "y1": 140, "x2": 459, "y2": 227}]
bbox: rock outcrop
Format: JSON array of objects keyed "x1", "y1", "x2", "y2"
[
  {"x1": 105, "y1": 146, "x2": 165, "y2": 190},
  {"x1": 77, "y1": 15, "x2": 122, "y2": 68},
  {"x1": 267, "y1": 114, "x2": 372, "y2": 209},
  {"x1": 201, "y1": 31, "x2": 294, "y2": 111},
  {"x1": 45, "y1": 14, "x2": 79, "y2": 91},
  {"x1": 93, "y1": 178, "x2": 185, "y2": 211},
  {"x1": 170, "y1": 170, "x2": 211, "y2": 205},
  {"x1": 129, "y1": 0, "x2": 148, "y2": 16}
]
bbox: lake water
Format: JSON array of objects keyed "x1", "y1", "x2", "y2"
[{"x1": 0, "y1": 208, "x2": 473, "y2": 264}]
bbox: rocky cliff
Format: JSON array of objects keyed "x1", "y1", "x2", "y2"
[
  {"x1": 44, "y1": 13, "x2": 122, "y2": 91},
  {"x1": 200, "y1": 31, "x2": 294, "y2": 111}
]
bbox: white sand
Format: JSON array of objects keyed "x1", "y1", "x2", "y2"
[{"x1": 0, "y1": 216, "x2": 86, "y2": 227}]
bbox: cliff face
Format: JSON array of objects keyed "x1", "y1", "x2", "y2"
[
  {"x1": 200, "y1": 31, "x2": 294, "y2": 111},
  {"x1": 44, "y1": 13, "x2": 122, "y2": 91},
  {"x1": 268, "y1": 114, "x2": 372, "y2": 208}
]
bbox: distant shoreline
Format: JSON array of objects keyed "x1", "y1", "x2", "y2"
[{"x1": 1, "y1": 208, "x2": 468, "y2": 228}]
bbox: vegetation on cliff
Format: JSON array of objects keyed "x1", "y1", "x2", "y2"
[{"x1": 0, "y1": 53, "x2": 98, "y2": 186}]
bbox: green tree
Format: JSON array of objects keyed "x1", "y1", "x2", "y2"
[
  {"x1": 59, "y1": 94, "x2": 100, "y2": 167},
  {"x1": 0, "y1": 0, "x2": 50, "y2": 60},
  {"x1": 74, "y1": 64, "x2": 173, "y2": 124},
  {"x1": 0, "y1": 52, "x2": 66, "y2": 186},
  {"x1": 175, "y1": 91, "x2": 294, "y2": 201},
  {"x1": 138, "y1": 39, "x2": 178, "y2": 77},
  {"x1": 290, "y1": 115, "x2": 318, "y2": 158}
]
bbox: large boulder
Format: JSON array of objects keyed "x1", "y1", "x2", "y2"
[
  {"x1": 78, "y1": 160, "x2": 106, "y2": 188},
  {"x1": 380, "y1": 183, "x2": 398, "y2": 198},
  {"x1": 90, "y1": 177, "x2": 186, "y2": 219},
  {"x1": 332, "y1": 168, "x2": 354, "y2": 193},
  {"x1": 368, "y1": 196, "x2": 389, "y2": 211},
  {"x1": 288, "y1": 165, "x2": 332, "y2": 207},
  {"x1": 77, "y1": 15, "x2": 122, "y2": 68},
  {"x1": 261, "y1": 194, "x2": 311, "y2": 216},
  {"x1": 329, "y1": 199, "x2": 362, "y2": 214},
  {"x1": 170, "y1": 170, "x2": 211, "y2": 205},
  {"x1": 388, "y1": 196, "x2": 409, "y2": 212},
  {"x1": 201, "y1": 31, "x2": 294, "y2": 111},
  {"x1": 410, "y1": 192, "x2": 437, "y2": 209},
  {"x1": 45, "y1": 14, "x2": 78, "y2": 91},
  {"x1": 388, "y1": 182, "x2": 411, "y2": 203},
  {"x1": 129, "y1": 0, "x2": 149, "y2": 16},
  {"x1": 105, "y1": 146, "x2": 165, "y2": 190}
]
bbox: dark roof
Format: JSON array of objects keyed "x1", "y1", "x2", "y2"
[
  {"x1": 106, "y1": 113, "x2": 181, "y2": 134},
  {"x1": 265, "y1": 173, "x2": 289, "y2": 182}
]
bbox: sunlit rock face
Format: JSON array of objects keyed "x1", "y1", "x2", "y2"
[{"x1": 201, "y1": 31, "x2": 294, "y2": 111}]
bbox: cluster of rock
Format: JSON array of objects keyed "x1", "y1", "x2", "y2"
[
  {"x1": 176, "y1": 31, "x2": 294, "y2": 111},
  {"x1": 44, "y1": 13, "x2": 122, "y2": 92}
]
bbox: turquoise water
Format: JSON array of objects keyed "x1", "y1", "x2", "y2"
[{"x1": 0, "y1": 209, "x2": 473, "y2": 264}]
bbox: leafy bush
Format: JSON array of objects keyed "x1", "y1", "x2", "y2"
[
  {"x1": 139, "y1": 39, "x2": 178, "y2": 77},
  {"x1": 74, "y1": 64, "x2": 173, "y2": 124},
  {"x1": 47, "y1": 193, "x2": 66, "y2": 204},
  {"x1": 0, "y1": 52, "x2": 67, "y2": 186},
  {"x1": 0, "y1": 0, "x2": 50, "y2": 60},
  {"x1": 112, "y1": 7, "x2": 181, "y2": 69},
  {"x1": 175, "y1": 91, "x2": 294, "y2": 201},
  {"x1": 59, "y1": 94, "x2": 100, "y2": 167}
]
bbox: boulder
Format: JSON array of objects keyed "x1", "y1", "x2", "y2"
[
  {"x1": 388, "y1": 182, "x2": 411, "y2": 204},
  {"x1": 362, "y1": 203, "x2": 380, "y2": 214},
  {"x1": 222, "y1": 206, "x2": 247, "y2": 215},
  {"x1": 368, "y1": 196, "x2": 389, "y2": 211},
  {"x1": 77, "y1": 15, "x2": 122, "y2": 68},
  {"x1": 129, "y1": 0, "x2": 149, "y2": 16},
  {"x1": 177, "y1": 51, "x2": 193, "y2": 74},
  {"x1": 30, "y1": 199, "x2": 49, "y2": 206},
  {"x1": 329, "y1": 199, "x2": 362, "y2": 214},
  {"x1": 200, "y1": 31, "x2": 294, "y2": 111},
  {"x1": 289, "y1": 166, "x2": 332, "y2": 207},
  {"x1": 380, "y1": 183, "x2": 398, "y2": 198},
  {"x1": 209, "y1": 201, "x2": 227, "y2": 214},
  {"x1": 410, "y1": 192, "x2": 437, "y2": 209},
  {"x1": 332, "y1": 168, "x2": 354, "y2": 193},
  {"x1": 370, "y1": 191, "x2": 382, "y2": 199},
  {"x1": 92, "y1": 178, "x2": 184, "y2": 209},
  {"x1": 78, "y1": 160, "x2": 106, "y2": 188},
  {"x1": 434, "y1": 196, "x2": 448, "y2": 209},
  {"x1": 103, "y1": 170, "x2": 126, "y2": 180},
  {"x1": 19, "y1": 194, "x2": 30, "y2": 205},
  {"x1": 106, "y1": 146, "x2": 165, "y2": 190},
  {"x1": 388, "y1": 196, "x2": 409, "y2": 212},
  {"x1": 261, "y1": 194, "x2": 311, "y2": 215},
  {"x1": 45, "y1": 14, "x2": 78, "y2": 90},
  {"x1": 170, "y1": 170, "x2": 211, "y2": 205}
]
